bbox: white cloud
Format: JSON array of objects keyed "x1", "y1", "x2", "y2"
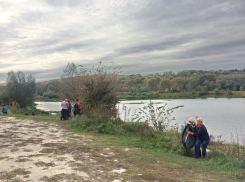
[{"x1": 0, "y1": 0, "x2": 245, "y2": 83}]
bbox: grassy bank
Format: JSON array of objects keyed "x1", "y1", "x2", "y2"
[
  {"x1": 35, "y1": 95, "x2": 61, "y2": 102},
  {"x1": 2, "y1": 107, "x2": 245, "y2": 181}
]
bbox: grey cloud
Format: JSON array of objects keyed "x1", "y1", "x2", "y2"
[
  {"x1": 0, "y1": 0, "x2": 245, "y2": 83},
  {"x1": 115, "y1": 35, "x2": 197, "y2": 55},
  {"x1": 33, "y1": 42, "x2": 88, "y2": 55},
  {"x1": 43, "y1": 0, "x2": 88, "y2": 7},
  {"x1": 176, "y1": 39, "x2": 245, "y2": 60}
]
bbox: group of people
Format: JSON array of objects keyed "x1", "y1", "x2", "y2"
[
  {"x1": 187, "y1": 117, "x2": 210, "y2": 158},
  {"x1": 60, "y1": 98, "x2": 82, "y2": 120},
  {"x1": 2, "y1": 104, "x2": 8, "y2": 114}
]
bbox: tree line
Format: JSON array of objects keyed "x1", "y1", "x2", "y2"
[
  {"x1": 1, "y1": 66, "x2": 245, "y2": 109},
  {"x1": 119, "y1": 69, "x2": 245, "y2": 94}
]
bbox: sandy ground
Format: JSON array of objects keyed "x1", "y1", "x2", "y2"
[{"x1": 0, "y1": 117, "x2": 128, "y2": 182}]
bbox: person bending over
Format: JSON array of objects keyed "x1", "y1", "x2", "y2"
[{"x1": 187, "y1": 117, "x2": 210, "y2": 158}]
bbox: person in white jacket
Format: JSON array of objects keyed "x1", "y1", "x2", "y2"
[{"x1": 61, "y1": 99, "x2": 69, "y2": 120}]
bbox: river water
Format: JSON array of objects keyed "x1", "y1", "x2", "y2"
[{"x1": 35, "y1": 98, "x2": 245, "y2": 143}]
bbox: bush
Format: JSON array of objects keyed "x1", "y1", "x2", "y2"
[
  {"x1": 61, "y1": 62, "x2": 123, "y2": 120},
  {"x1": 214, "y1": 88, "x2": 219, "y2": 95},
  {"x1": 132, "y1": 100, "x2": 183, "y2": 132},
  {"x1": 170, "y1": 87, "x2": 180, "y2": 93},
  {"x1": 226, "y1": 90, "x2": 233, "y2": 95}
]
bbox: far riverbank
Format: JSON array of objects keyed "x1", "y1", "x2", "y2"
[
  {"x1": 35, "y1": 91, "x2": 245, "y2": 102},
  {"x1": 120, "y1": 90, "x2": 245, "y2": 100}
]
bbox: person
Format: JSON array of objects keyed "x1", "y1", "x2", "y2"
[
  {"x1": 187, "y1": 117, "x2": 201, "y2": 155},
  {"x1": 67, "y1": 100, "x2": 72, "y2": 119},
  {"x1": 187, "y1": 117, "x2": 210, "y2": 158},
  {"x1": 61, "y1": 99, "x2": 69, "y2": 120},
  {"x1": 188, "y1": 117, "x2": 197, "y2": 133},
  {"x1": 182, "y1": 117, "x2": 197, "y2": 149},
  {"x1": 2, "y1": 104, "x2": 8, "y2": 114},
  {"x1": 76, "y1": 98, "x2": 82, "y2": 115},
  {"x1": 73, "y1": 102, "x2": 78, "y2": 116}
]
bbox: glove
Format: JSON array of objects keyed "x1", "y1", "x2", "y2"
[{"x1": 187, "y1": 131, "x2": 194, "y2": 135}]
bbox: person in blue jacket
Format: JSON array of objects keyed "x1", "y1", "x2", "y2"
[
  {"x1": 2, "y1": 104, "x2": 8, "y2": 114},
  {"x1": 187, "y1": 117, "x2": 210, "y2": 158}
]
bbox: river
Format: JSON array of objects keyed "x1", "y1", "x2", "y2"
[{"x1": 35, "y1": 98, "x2": 245, "y2": 143}]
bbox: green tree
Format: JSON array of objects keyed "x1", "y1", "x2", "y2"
[
  {"x1": 187, "y1": 78, "x2": 199, "y2": 92},
  {"x1": 200, "y1": 86, "x2": 208, "y2": 95},
  {"x1": 159, "y1": 78, "x2": 171, "y2": 91},
  {"x1": 6, "y1": 71, "x2": 36, "y2": 107},
  {"x1": 171, "y1": 78, "x2": 185, "y2": 91},
  {"x1": 147, "y1": 78, "x2": 159, "y2": 91}
]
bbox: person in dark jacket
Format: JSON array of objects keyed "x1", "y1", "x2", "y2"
[
  {"x1": 67, "y1": 100, "x2": 72, "y2": 119},
  {"x1": 188, "y1": 117, "x2": 197, "y2": 133},
  {"x1": 76, "y1": 99, "x2": 82, "y2": 115},
  {"x1": 187, "y1": 117, "x2": 210, "y2": 158}
]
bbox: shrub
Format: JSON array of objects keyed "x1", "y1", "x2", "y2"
[
  {"x1": 227, "y1": 90, "x2": 232, "y2": 95},
  {"x1": 61, "y1": 62, "x2": 123, "y2": 120},
  {"x1": 214, "y1": 88, "x2": 219, "y2": 95},
  {"x1": 132, "y1": 100, "x2": 183, "y2": 132},
  {"x1": 78, "y1": 62, "x2": 123, "y2": 118}
]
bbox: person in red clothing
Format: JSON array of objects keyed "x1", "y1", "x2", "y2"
[{"x1": 76, "y1": 98, "x2": 82, "y2": 115}]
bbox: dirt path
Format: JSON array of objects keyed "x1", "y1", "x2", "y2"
[{"x1": 0, "y1": 117, "x2": 131, "y2": 182}]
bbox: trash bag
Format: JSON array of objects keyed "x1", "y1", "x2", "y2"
[{"x1": 182, "y1": 124, "x2": 195, "y2": 149}]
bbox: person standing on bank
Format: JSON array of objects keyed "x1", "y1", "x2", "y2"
[
  {"x1": 2, "y1": 104, "x2": 8, "y2": 114},
  {"x1": 67, "y1": 100, "x2": 72, "y2": 119},
  {"x1": 61, "y1": 99, "x2": 69, "y2": 120},
  {"x1": 187, "y1": 117, "x2": 210, "y2": 158},
  {"x1": 76, "y1": 99, "x2": 82, "y2": 115}
]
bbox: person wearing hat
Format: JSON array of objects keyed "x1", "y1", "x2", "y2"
[{"x1": 61, "y1": 99, "x2": 69, "y2": 120}]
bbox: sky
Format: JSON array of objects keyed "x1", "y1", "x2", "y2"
[{"x1": 0, "y1": 0, "x2": 245, "y2": 83}]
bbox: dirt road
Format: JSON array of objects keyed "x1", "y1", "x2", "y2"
[{"x1": 0, "y1": 117, "x2": 129, "y2": 182}]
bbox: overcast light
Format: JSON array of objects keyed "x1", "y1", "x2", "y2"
[{"x1": 0, "y1": 0, "x2": 245, "y2": 83}]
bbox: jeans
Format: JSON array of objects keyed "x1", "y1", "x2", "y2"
[
  {"x1": 61, "y1": 109, "x2": 68, "y2": 120},
  {"x1": 195, "y1": 138, "x2": 210, "y2": 158}
]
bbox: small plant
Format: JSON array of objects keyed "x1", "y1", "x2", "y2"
[{"x1": 132, "y1": 100, "x2": 183, "y2": 132}]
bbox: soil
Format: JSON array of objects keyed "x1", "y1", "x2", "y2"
[{"x1": 0, "y1": 117, "x2": 129, "y2": 182}]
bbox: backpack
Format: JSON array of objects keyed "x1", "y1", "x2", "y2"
[{"x1": 182, "y1": 124, "x2": 195, "y2": 149}]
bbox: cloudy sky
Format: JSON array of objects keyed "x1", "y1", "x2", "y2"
[{"x1": 0, "y1": 0, "x2": 245, "y2": 83}]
